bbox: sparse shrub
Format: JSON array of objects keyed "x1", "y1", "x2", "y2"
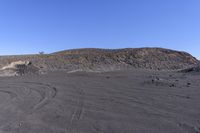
[
  {"x1": 39, "y1": 51, "x2": 44, "y2": 55},
  {"x1": 159, "y1": 56, "x2": 167, "y2": 61}
]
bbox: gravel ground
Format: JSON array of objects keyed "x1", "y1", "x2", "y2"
[{"x1": 0, "y1": 69, "x2": 199, "y2": 133}]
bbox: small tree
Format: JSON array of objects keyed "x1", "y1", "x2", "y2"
[{"x1": 39, "y1": 51, "x2": 44, "y2": 55}]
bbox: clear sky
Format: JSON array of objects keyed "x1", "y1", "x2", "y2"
[{"x1": 0, "y1": 0, "x2": 199, "y2": 59}]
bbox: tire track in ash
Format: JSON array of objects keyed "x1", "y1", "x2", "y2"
[
  {"x1": 1, "y1": 82, "x2": 58, "y2": 113},
  {"x1": 0, "y1": 82, "x2": 57, "y2": 132},
  {"x1": 0, "y1": 90, "x2": 17, "y2": 100},
  {"x1": 22, "y1": 82, "x2": 57, "y2": 112},
  {"x1": 68, "y1": 85, "x2": 85, "y2": 133}
]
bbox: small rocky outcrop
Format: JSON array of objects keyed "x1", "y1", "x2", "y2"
[
  {"x1": 180, "y1": 65, "x2": 200, "y2": 73},
  {"x1": 0, "y1": 61, "x2": 40, "y2": 76}
]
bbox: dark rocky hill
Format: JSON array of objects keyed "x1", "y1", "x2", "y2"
[
  {"x1": 52, "y1": 48, "x2": 198, "y2": 71},
  {"x1": 0, "y1": 48, "x2": 198, "y2": 74}
]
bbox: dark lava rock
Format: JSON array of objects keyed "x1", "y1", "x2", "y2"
[
  {"x1": 180, "y1": 65, "x2": 200, "y2": 73},
  {"x1": 170, "y1": 84, "x2": 176, "y2": 87}
]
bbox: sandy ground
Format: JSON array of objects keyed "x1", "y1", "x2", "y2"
[{"x1": 0, "y1": 69, "x2": 199, "y2": 133}]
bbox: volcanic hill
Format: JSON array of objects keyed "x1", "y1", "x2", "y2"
[{"x1": 0, "y1": 48, "x2": 198, "y2": 75}]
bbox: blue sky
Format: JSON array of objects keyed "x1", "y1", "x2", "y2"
[{"x1": 0, "y1": 0, "x2": 199, "y2": 59}]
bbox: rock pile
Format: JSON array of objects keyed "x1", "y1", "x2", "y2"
[{"x1": 0, "y1": 61, "x2": 40, "y2": 76}]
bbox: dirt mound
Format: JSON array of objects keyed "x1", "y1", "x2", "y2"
[
  {"x1": 1, "y1": 61, "x2": 31, "y2": 70},
  {"x1": 0, "y1": 61, "x2": 40, "y2": 76}
]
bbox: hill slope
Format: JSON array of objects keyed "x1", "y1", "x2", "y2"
[
  {"x1": 52, "y1": 48, "x2": 198, "y2": 71},
  {"x1": 0, "y1": 48, "x2": 198, "y2": 73}
]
